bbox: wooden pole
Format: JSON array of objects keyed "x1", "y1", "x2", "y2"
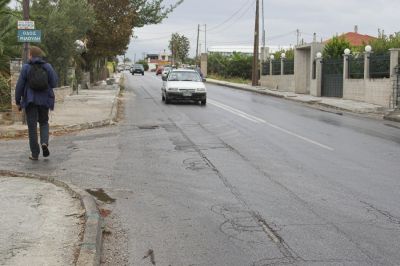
[{"x1": 252, "y1": 0, "x2": 260, "y2": 86}]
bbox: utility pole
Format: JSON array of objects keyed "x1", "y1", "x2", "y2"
[
  {"x1": 204, "y1": 24, "x2": 207, "y2": 53},
  {"x1": 261, "y1": 0, "x2": 265, "y2": 49},
  {"x1": 22, "y1": 0, "x2": 30, "y2": 63},
  {"x1": 296, "y1": 29, "x2": 300, "y2": 45},
  {"x1": 196, "y1": 24, "x2": 200, "y2": 66},
  {"x1": 252, "y1": 0, "x2": 260, "y2": 86}
]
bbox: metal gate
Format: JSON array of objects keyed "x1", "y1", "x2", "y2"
[{"x1": 322, "y1": 59, "x2": 343, "y2": 97}]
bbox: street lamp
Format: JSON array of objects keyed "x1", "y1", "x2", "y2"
[
  {"x1": 281, "y1": 53, "x2": 286, "y2": 59},
  {"x1": 270, "y1": 55, "x2": 275, "y2": 60},
  {"x1": 344, "y1": 48, "x2": 351, "y2": 55},
  {"x1": 365, "y1": 45, "x2": 372, "y2": 53},
  {"x1": 316, "y1": 52, "x2": 322, "y2": 59}
]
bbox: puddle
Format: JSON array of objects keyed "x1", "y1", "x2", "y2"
[
  {"x1": 137, "y1": 125, "x2": 159, "y2": 130},
  {"x1": 86, "y1": 188, "x2": 116, "y2": 203}
]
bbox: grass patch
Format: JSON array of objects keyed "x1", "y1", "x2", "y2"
[{"x1": 207, "y1": 74, "x2": 251, "y2": 85}]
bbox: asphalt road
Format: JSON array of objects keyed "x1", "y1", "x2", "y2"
[{"x1": 1, "y1": 72, "x2": 399, "y2": 265}]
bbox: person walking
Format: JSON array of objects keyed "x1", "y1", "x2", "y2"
[{"x1": 15, "y1": 46, "x2": 58, "y2": 160}]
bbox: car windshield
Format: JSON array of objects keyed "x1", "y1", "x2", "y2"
[
  {"x1": 167, "y1": 72, "x2": 201, "y2": 82},
  {"x1": 134, "y1": 64, "x2": 143, "y2": 69}
]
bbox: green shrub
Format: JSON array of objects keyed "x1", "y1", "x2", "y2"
[
  {"x1": 0, "y1": 75, "x2": 11, "y2": 111},
  {"x1": 208, "y1": 52, "x2": 252, "y2": 80}
]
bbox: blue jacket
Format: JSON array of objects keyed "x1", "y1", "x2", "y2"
[{"x1": 15, "y1": 57, "x2": 58, "y2": 110}]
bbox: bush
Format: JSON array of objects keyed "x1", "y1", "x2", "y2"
[
  {"x1": 323, "y1": 36, "x2": 352, "y2": 59},
  {"x1": 0, "y1": 75, "x2": 11, "y2": 111},
  {"x1": 208, "y1": 52, "x2": 252, "y2": 80}
]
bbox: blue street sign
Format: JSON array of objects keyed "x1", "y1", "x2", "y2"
[{"x1": 17, "y1": 30, "x2": 41, "y2": 43}]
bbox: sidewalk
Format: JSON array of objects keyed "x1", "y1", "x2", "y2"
[
  {"x1": 0, "y1": 172, "x2": 103, "y2": 266},
  {"x1": 206, "y1": 78, "x2": 390, "y2": 116},
  {"x1": 0, "y1": 77, "x2": 121, "y2": 139}
]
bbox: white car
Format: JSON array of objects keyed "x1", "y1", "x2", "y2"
[{"x1": 161, "y1": 69, "x2": 207, "y2": 105}]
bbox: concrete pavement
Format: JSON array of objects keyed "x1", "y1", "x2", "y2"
[
  {"x1": 0, "y1": 76, "x2": 121, "y2": 265},
  {"x1": 0, "y1": 79, "x2": 121, "y2": 139},
  {"x1": 206, "y1": 78, "x2": 390, "y2": 116}
]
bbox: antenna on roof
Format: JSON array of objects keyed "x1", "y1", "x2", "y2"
[{"x1": 354, "y1": 25, "x2": 358, "y2": 33}]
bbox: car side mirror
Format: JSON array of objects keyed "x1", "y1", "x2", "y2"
[{"x1": 202, "y1": 78, "x2": 206, "y2": 82}]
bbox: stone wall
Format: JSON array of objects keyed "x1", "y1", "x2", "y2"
[
  {"x1": 54, "y1": 86, "x2": 73, "y2": 103},
  {"x1": 260, "y1": 75, "x2": 295, "y2": 92},
  {"x1": 344, "y1": 78, "x2": 393, "y2": 107}
]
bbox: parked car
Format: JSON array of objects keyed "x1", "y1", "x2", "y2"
[
  {"x1": 156, "y1": 67, "x2": 164, "y2": 75},
  {"x1": 161, "y1": 69, "x2": 207, "y2": 105},
  {"x1": 161, "y1": 67, "x2": 172, "y2": 80},
  {"x1": 131, "y1": 64, "x2": 144, "y2": 75}
]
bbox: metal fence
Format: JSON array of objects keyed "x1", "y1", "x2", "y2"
[
  {"x1": 283, "y1": 59, "x2": 294, "y2": 75},
  {"x1": 271, "y1": 60, "x2": 281, "y2": 75},
  {"x1": 348, "y1": 56, "x2": 364, "y2": 79},
  {"x1": 262, "y1": 62, "x2": 270, "y2": 75},
  {"x1": 395, "y1": 65, "x2": 400, "y2": 107},
  {"x1": 370, "y1": 53, "x2": 390, "y2": 79}
]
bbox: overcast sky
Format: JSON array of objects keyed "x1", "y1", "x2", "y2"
[
  {"x1": 127, "y1": 0, "x2": 399, "y2": 61},
  {"x1": 9, "y1": 0, "x2": 399, "y2": 61}
]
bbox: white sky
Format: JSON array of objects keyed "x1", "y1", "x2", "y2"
[
  {"x1": 9, "y1": 0, "x2": 400, "y2": 61},
  {"x1": 127, "y1": 0, "x2": 400, "y2": 60}
]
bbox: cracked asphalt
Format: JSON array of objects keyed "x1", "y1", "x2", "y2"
[{"x1": 1, "y1": 72, "x2": 400, "y2": 265}]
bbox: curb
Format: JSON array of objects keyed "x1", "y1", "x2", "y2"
[
  {"x1": 206, "y1": 79, "x2": 385, "y2": 115},
  {"x1": 0, "y1": 84, "x2": 122, "y2": 140},
  {"x1": 0, "y1": 170, "x2": 102, "y2": 266}
]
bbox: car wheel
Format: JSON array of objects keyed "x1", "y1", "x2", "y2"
[
  {"x1": 142, "y1": 73, "x2": 144, "y2": 76},
  {"x1": 201, "y1": 99, "x2": 206, "y2": 105},
  {"x1": 162, "y1": 93, "x2": 165, "y2": 101}
]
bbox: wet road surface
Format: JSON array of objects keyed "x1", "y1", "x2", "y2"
[{"x1": 1, "y1": 72, "x2": 400, "y2": 265}]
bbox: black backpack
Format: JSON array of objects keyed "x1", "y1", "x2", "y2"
[{"x1": 28, "y1": 62, "x2": 49, "y2": 91}]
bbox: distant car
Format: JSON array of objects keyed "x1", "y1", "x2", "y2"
[
  {"x1": 161, "y1": 69, "x2": 207, "y2": 105},
  {"x1": 131, "y1": 64, "x2": 144, "y2": 75},
  {"x1": 161, "y1": 67, "x2": 172, "y2": 79},
  {"x1": 156, "y1": 67, "x2": 164, "y2": 75}
]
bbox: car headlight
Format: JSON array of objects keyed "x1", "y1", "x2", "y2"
[
  {"x1": 167, "y1": 88, "x2": 179, "y2": 92},
  {"x1": 197, "y1": 88, "x2": 206, "y2": 92}
]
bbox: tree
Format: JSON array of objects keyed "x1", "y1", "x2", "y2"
[
  {"x1": 273, "y1": 48, "x2": 294, "y2": 60},
  {"x1": 0, "y1": 0, "x2": 20, "y2": 77},
  {"x1": 31, "y1": 0, "x2": 95, "y2": 85},
  {"x1": 323, "y1": 36, "x2": 352, "y2": 59},
  {"x1": 169, "y1": 33, "x2": 190, "y2": 64},
  {"x1": 85, "y1": 0, "x2": 183, "y2": 80},
  {"x1": 370, "y1": 32, "x2": 400, "y2": 55}
]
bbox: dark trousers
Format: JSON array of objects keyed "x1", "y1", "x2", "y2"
[{"x1": 25, "y1": 104, "x2": 49, "y2": 157}]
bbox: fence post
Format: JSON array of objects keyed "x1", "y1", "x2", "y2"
[
  {"x1": 315, "y1": 57, "x2": 323, "y2": 97},
  {"x1": 364, "y1": 51, "x2": 371, "y2": 79},
  {"x1": 281, "y1": 58, "x2": 284, "y2": 76},
  {"x1": 269, "y1": 60, "x2": 273, "y2": 76},
  {"x1": 343, "y1": 54, "x2": 350, "y2": 80},
  {"x1": 389, "y1": 48, "x2": 400, "y2": 77}
]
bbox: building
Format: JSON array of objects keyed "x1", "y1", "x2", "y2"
[
  {"x1": 208, "y1": 45, "x2": 292, "y2": 57},
  {"x1": 325, "y1": 26, "x2": 377, "y2": 46},
  {"x1": 146, "y1": 51, "x2": 171, "y2": 71}
]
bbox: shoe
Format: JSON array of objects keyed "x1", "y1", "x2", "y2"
[
  {"x1": 42, "y1": 144, "x2": 50, "y2": 157},
  {"x1": 29, "y1": 155, "x2": 38, "y2": 161}
]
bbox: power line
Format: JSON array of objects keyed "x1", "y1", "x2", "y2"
[
  {"x1": 207, "y1": 1, "x2": 256, "y2": 35},
  {"x1": 207, "y1": 0, "x2": 254, "y2": 32}
]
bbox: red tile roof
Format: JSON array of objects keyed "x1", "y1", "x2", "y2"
[{"x1": 326, "y1": 32, "x2": 377, "y2": 46}]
